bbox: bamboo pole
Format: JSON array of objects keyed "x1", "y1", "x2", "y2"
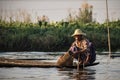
[{"x1": 105, "y1": 0, "x2": 111, "y2": 58}]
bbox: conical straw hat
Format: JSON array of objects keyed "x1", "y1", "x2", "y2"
[{"x1": 71, "y1": 29, "x2": 86, "y2": 37}]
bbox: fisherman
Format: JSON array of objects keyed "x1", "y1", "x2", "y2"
[
  {"x1": 57, "y1": 29, "x2": 96, "y2": 66},
  {"x1": 68, "y1": 29, "x2": 96, "y2": 65}
]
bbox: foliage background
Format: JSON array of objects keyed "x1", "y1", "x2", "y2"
[
  {"x1": 0, "y1": 20, "x2": 120, "y2": 52},
  {"x1": 0, "y1": 2, "x2": 120, "y2": 52}
]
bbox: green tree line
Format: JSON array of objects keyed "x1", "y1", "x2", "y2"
[{"x1": 0, "y1": 20, "x2": 120, "y2": 52}]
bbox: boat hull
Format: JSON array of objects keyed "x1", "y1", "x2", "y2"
[{"x1": 0, "y1": 57, "x2": 99, "y2": 68}]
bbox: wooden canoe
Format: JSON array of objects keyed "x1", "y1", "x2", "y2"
[{"x1": 0, "y1": 57, "x2": 99, "y2": 68}]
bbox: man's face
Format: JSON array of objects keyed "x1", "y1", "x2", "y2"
[{"x1": 74, "y1": 35, "x2": 82, "y2": 41}]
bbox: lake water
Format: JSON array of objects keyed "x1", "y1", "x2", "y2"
[{"x1": 0, "y1": 52, "x2": 120, "y2": 80}]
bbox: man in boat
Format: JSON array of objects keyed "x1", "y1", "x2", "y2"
[
  {"x1": 57, "y1": 29, "x2": 96, "y2": 66},
  {"x1": 69, "y1": 29, "x2": 96, "y2": 65}
]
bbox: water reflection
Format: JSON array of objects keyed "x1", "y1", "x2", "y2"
[
  {"x1": 58, "y1": 68, "x2": 96, "y2": 80},
  {"x1": 0, "y1": 52, "x2": 119, "y2": 80}
]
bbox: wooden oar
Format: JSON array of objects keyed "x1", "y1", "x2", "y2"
[
  {"x1": 77, "y1": 53, "x2": 85, "y2": 71},
  {"x1": 77, "y1": 54, "x2": 80, "y2": 71}
]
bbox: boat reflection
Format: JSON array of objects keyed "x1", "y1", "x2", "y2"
[{"x1": 58, "y1": 68, "x2": 96, "y2": 80}]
